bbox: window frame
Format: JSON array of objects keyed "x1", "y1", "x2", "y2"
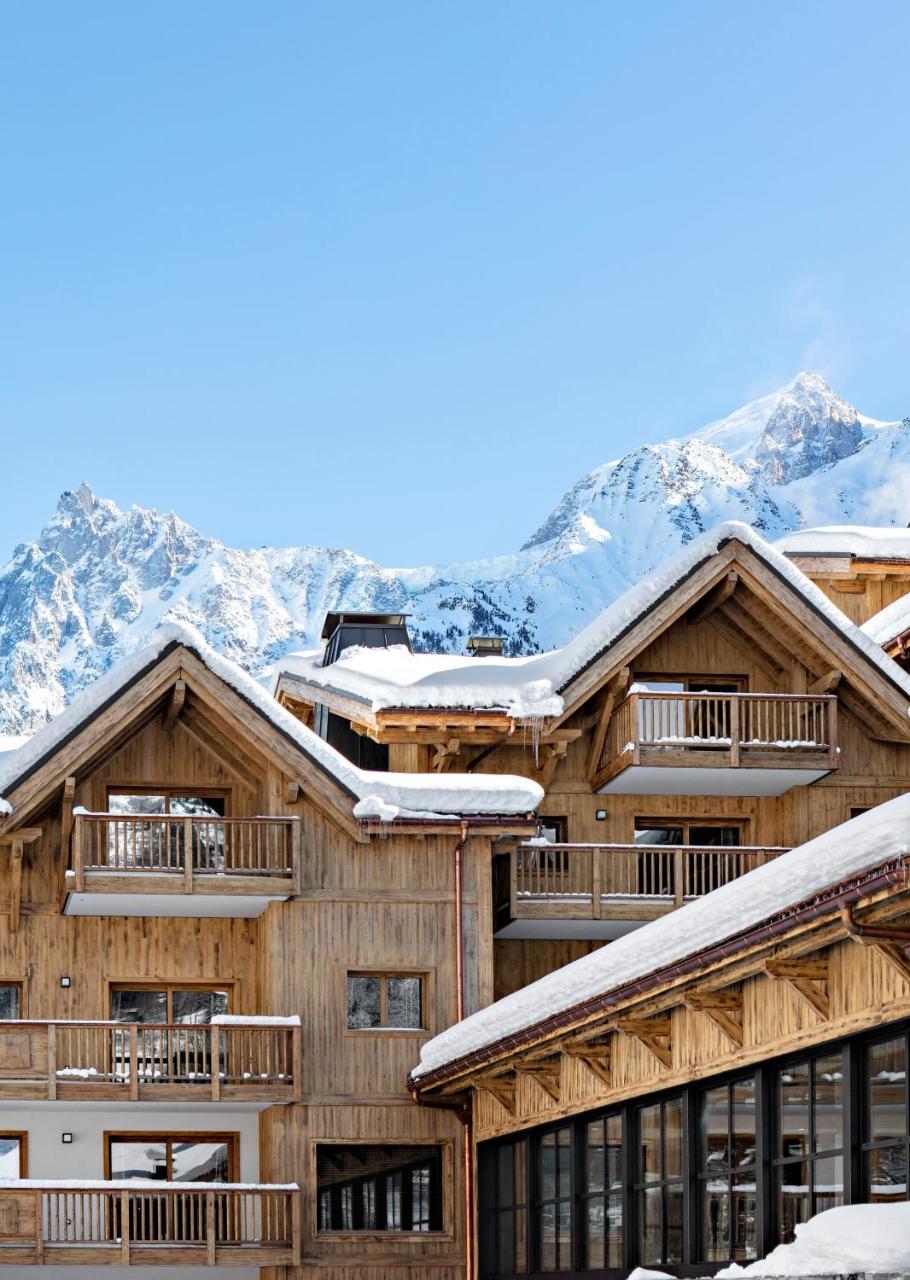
[
  {"x1": 105, "y1": 785, "x2": 232, "y2": 816},
  {"x1": 0, "y1": 980, "x2": 26, "y2": 1019},
  {"x1": 108, "y1": 980, "x2": 234, "y2": 1026},
  {"x1": 313, "y1": 1139, "x2": 451, "y2": 1239},
  {"x1": 103, "y1": 1130, "x2": 239, "y2": 1182},
  {"x1": 633, "y1": 818, "x2": 746, "y2": 847},
  {"x1": 771, "y1": 1046, "x2": 846, "y2": 1241},
  {"x1": 631, "y1": 673, "x2": 749, "y2": 693},
  {"x1": 861, "y1": 1027, "x2": 909, "y2": 1204},
  {"x1": 0, "y1": 1132, "x2": 28, "y2": 1177},
  {"x1": 344, "y1": 970, "x2": 428, "y2": 1035}
]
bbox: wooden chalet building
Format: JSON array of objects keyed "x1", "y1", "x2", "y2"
[{"x1": 1, "y1": 519, "x2": 910, "y2": 1277}]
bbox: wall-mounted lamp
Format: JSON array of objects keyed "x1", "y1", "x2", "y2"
[
  {"x1": 59, "y1": 976, "x2": 71, "y2": 988},
  {"x1": 595, "y1": 809, "x2": 608, "y2": 822},
  {"x1": 61, "y1": 1133, "x2": 73, "y2": 1144}
]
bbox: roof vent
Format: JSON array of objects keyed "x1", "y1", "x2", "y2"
[
  {"x1": 321, "y1": 612, "x2": 412, "y2": 667},
  {"x1": 466, "y1": 635, "x2": 504, "y2": 658}
]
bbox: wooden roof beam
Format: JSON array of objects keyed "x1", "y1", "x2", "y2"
[
  {"x1": 475, "y1": 1073, "x2": 517, "y2": 1114},
  {"x1": 518, "y1": 1056, "x2": 562, "y2": 1103},
  {"x1": 162, "y1": 678, "x2": 186, "y2": 732},
  {"x1": 562, "y1": 1039, "x2": 612, "y2": 1088},
  {"x1": 686, "y1": 571, "x2": 739, "y2": 624},
  {"x1": 586, "y1": 667, "x2": 630, "y2": 783},
  {"x1": 616, "y1": 1017, "x2": 672, "y2": 1069},
  {"x1": 808, "y1": 669, "x2": 842, "y2": 695},
  {"x1": 709, "y1": 609, "x2": 786, "y2": 681},
  {"x1": 764, "y1": 956, "x2": 830, "y2": 1019},
  {"x1": 684, "y1": 988, "x2": 743, "y2": 1048}
]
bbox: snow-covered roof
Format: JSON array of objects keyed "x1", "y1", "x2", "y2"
[
  {"x1": 412, "y1": 795, "x2": 910, "y2": 1080},
  {"x1": 863, "y1": 591, "x2": 910, "y2": 647},
  {"x1": 0, "y1": 623, "x2": 542, "y2": 823},
  {"x1": 775, "y1": 524, "x2": 910, "y2": 560},
  {"x1": 277, "y1": 521, "x2": 910, "y2": 715}
]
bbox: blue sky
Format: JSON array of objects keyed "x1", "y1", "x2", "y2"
[{"x1": 1, "y1": 1, "x2": 908, "y2": 565}]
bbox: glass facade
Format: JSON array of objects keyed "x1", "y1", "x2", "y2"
[{"x1": 478, "y1": 1021, "x2": 910, "y2": 1277}]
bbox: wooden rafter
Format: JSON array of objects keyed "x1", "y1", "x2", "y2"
[
  {"x1": 720, "y1": 597, "x2": 799, "y2": 676},
  {"x1": 562, "y1": 1039, "x2": 612, "y2": 1087},
  {"x1": 684, "y1": 988, "x2": 743, "y2": 1047},
  {"x1": 535, "y1": 741, "x2": 568, "y2": 791},
  {"x1": 616, "y1": 1017, "x2": 672, "y2": 1068},
  {"x1": 585, "y1": 667, "x2": 630, "y2": 783},
  {"x1": 8, "y1": 840, "x2": 22, "y2": 933},
  {"x1": 808, "y1": 668, "x2": 842, "y2": 695},
  {"x1": 687, "y1": 570, "x2": 739, "y2": 624},
  {"x1": 285, "y1": 781, "x2": 302, "y2": 805},
  {"x1": 709, "y1": 609, "x2": 786, "y2": 681},
  {"x1": 764, "y1": 956, "x2": 830, "y2": 1018},
  {"x1": 162, "y1": 678, "x2": 187, "y2": 732}
]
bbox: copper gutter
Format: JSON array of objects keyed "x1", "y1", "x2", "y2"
[
  {"x1": 453, "y1": 819, "x2": 472, "y2": 1280},
  {"x1": 414, "y1": 854, "x2": 910, "y2": 1092},
  {"x1": 840, "y1": 900, "x2": 910, "y2": 944}
]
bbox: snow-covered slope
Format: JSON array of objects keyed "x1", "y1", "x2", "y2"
[{"x1": 0, "y1": 372, "x2": 907, "y2": 734}]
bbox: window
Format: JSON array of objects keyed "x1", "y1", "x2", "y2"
[
  {"x1": 582, "y1": 1113, "x2": 623, "y2": 1269},
  {"x1": 110, "y1": 983, "x2": 229, "y2": 1025},
  {"x1": 632, "y1": 677, "x2": 745, "y2": 745},
  {"x1": 487, "y1": 1140, "x2": 528, "y2": 1275},
  {"x1": 774, "y1": 1050, "x2": 844, "y2": 1242},
  {"x1": 864, "y1": 1033, "x2": 908, "y2": 1203},
  {"x1": 535, "y1": 1126, "x2": 572, "y2": 1272},
  {"x1": 700, "y1": 1077, "x2": 758, "y2": 1262},
  {"x1": 0, "y1": 985, "x2": 22, "y2": 1020},
  {"x1": 635, "y1": 1097, "x2": 684, "y2": 1266},
  {"x1": 316, "y1": 1144, "x2": 443, "y2": 1233},
  {"x1": 107, "y1": 1132, "x2": 236, "y2": 1182},
  {"x1": 106, "y1": 790, "x2": 228, "y2": 870},
  {"x1": 634, "y1": 820, "x2": 742, "y2": 847},
  {"x1": 538, "y1": 817, "x2": 568, "y2": 845},
  {"x1": 0, "y1": 1134, "x2": 26, "y2": 1177},
  {"x1": 851, "y1": 806, "x2": 872, "y2": 819},
  {"x1": 347, "y1": 973, "x2": 424, "y2": 1031}
]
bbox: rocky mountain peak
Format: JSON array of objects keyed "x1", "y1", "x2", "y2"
[{"x1": 753, "y1": 372, "x2": 865, "y2": 484}]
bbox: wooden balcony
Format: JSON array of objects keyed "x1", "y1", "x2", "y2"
[
  {"x1": 494, "y1": 842, "x2": 787, "y2": 938},
  {"x1": 0, "y1": 1019, "x2": 301, "y2": 1104},
  {"x1": 0, "y1": 1182, "x2": 300, "y2": 1266},
  {"x1": 594, "y1": 691, "x2": 838, "y2": 795},
  {"x1": 65, "y1": 814, "x2": 301, "y2": 917}
]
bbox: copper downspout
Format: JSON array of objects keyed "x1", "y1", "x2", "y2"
[{"x1": 453, "y1": 818, "x2": 473, "y2": 1280}]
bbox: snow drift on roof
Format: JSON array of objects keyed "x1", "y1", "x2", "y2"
[
  {"x1": 775, "y1": 524, "x2": 910, "y2": 559},
  {"x1": 863, "y1": 591, "x2": 910, "y2": 646},
  {"x1": 412, "y1": 795, "x2": 910, "y2": 1079},
  {"x1": 278, "y1": 521, "x2": 910, "y2": 712},
  {"x1": 0, "y1": 623, "x2": 542, "y2": 821}
]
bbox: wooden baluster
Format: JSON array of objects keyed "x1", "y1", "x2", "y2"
[
  {"x1": 73, "y1": 818, "x2": 85, "y2": 892},
  {"x1": 674, "y1": 847, "x2": 684, "y2": 906},
  {"x1": 729, "y1": 698, "x2": 740, "y2": 766}
]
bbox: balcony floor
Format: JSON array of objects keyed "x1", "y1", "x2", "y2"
[
  {"x1": 597, "y1": 763, "x2": 831, "y2": 796},
  {"x1": 64, "y1": 891, "x2": 289, "y2": 918}
]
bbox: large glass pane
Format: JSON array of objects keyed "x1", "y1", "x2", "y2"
[
  {"x1": 689, "y1": 826, "x2": 741, "y2": 847},
  {"x1": 605, "y1": 1193, "x2": 623, "y2": 1267},
  {"x1": 106, "y1": 795, "x2": 166, "y2": 867},
  {"x1": 540, "y1": 1131, "x2": 557, "y2": 1200},
  {"x1": 813, "y1": 1154, "x2": 843, "y2": 1213},
  {"x1": 172, "y1": 989, "x2": 228, "y2": 1025},
  {"x1": 733, "y1": 1078, "x2": 757, "y2": 1169},
  {"x1": 168, "y1": 795, "x2": 225, "y2": 817},
  {"x1": 387, "y1": 977, "x2": 422, "y2": 1029},
  {"x1": 732, "y1": 1171, "x2": 757, "y2": 1260},
  {"x1": 110, "y1": 989, "x2": 167, "y2": 1024},
  {"x1": 0, "y1": 1138, "x2": 22, "y2": 1178},
  {"x1": 640, "y1": 1104, "x2": 661, "y2": 1181},
  {"x1": 703, "y1": 1085, "x2": 728, "y2": 1174},
  {"x1": 779, "y1": 1061, "x2": 810, "y2": 1159},
  {"x1": 110, "y1": 1139, "x2": 168, "y2": 1180},
  {"x1": 867, "y1": 1145, "x2": 908, "y2": 1203},
  {"x1": 347, "y1": 976, "x2": 381, "y2": 1029},
  {"x1": 606, "y1": 1114, "x2": 623, "y2": 1189},
  {"x1": 664, "y1": 1097, "x2": 684, "y2": 1177},
  {"x1": 776, "y1": 1162, "x2": 809, "y2": 1243},
  {"x1": 556, "y1": 1200, "x2": 571, "y2": 1270},
  {"x1": 639, "y1": 1185, "x2": 661, "y2": 1265},
  {"x1": 0, "y1": 987, "x2": 20, "y2": 1019},
  {"x1": 586, "y1": 1119, "x2": 605, "y2": 1193},
  {"x1": 813, "y1": 1053, "x2": 844, "y2": 1153},
  {"x1": 703, "y1": 1183, "x2": 729, "y2": 1262},
  {"x1": 172, "y1": 1140, "x2": 229, "y2": 1183},
  {"x1": 557, "y1": 1127, "x2": 571, "y2": 1200},
  {"x1": 868, "y1": 1037, "x2": 907, "y2": 1142},
  {"x1": 665, "y1": 1183, "x2": 684, "y2": 1263},
  {"x1": 635, "y1": 826, "x2": 684, "y2": 846},
  {"x1": 539, "y1": 1202, "x2": 556, "y2": 1272},
  {"x1": 586, "y1": 1197, "x2": 605, "y2": 1269},
  {"x1": 316, "y1": 1145, "x2": 442, "y2": 1233},
  {"x1": 109, "y1": 794, "x2": 166, "y2": 815}
]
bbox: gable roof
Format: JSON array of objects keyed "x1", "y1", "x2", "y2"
[
  {"x1": 0, "y1": 623, "x2": 543, "y2": 825},
  {"x1": 412, "y1": 795, "x2": 910, "y2": 1084},
  {"x1": 863, "y1": 593, "x2": 910, "y2": 651},
  {"x1": 274, "y1": 521, "x2": 910, "y2": 722}
]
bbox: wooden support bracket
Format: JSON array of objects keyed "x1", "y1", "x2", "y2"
[
  {"x1": 616, "y1": 1017, "x2": 672, "y2": 1069},
  {"x1": 840, "y1": 903, "x2": 910, "y2": 984},
  {"x1": 475, "y1": 1073, "x2": 516, "y2": 1114},
  {"x1": 808, "y1": 668, "x2": 842, "y2": 695},
  {"x1": 684, "y1": 988, "x2": 744, "y2": 1047},
  {"x1": 687, "y1": 570, "x2": 739, "y2": 624},
  {"x1": 535, "y1": 741, "x2": 568, "y2": 791},
  {"x1": 518, "y1": 1056, "x2": 562, "y2": 1103},
  {"x1": 764, "y1": 956, "x2": 830, "y2": 1018},
  {"x1": 8, "y1": 840, "x2": 22, "y2": 933},
  {"x1": 586, "y1": 667, "x2": 631, "y2": 782},
  {"x1": 562, "y1": 1039, "x2": 612, "y2": 1088},
  {"x1": 432, "y1": 739, "x2": 461, "y2": 773},
  {"x1": 286, "y1": 781, "x2": 302, "y2": 805},
  {"x1": 163, "y1": 678, "x2": 187, "y2": 731}
]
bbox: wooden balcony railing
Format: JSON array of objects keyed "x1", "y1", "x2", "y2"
[
  {"x1": 0, "y1": 1182, "x2": 300, "y2": 1266},
  {"x1": 0, "y1": 1019, "x2": 301, "y2": 1103},
  {"x1": 69, "y1": 814, "x2": 301, "y2": 898},
  {"x1": 597, "y1": 691, "x2": 838, "y2": 787},
  {"x1": 497, "y1": 842, "x2": 788, "y2": 926}
]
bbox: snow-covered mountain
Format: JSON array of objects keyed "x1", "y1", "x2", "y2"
[{"x1": 1, "y1": 371, "x2": 908, "y2": 734}]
